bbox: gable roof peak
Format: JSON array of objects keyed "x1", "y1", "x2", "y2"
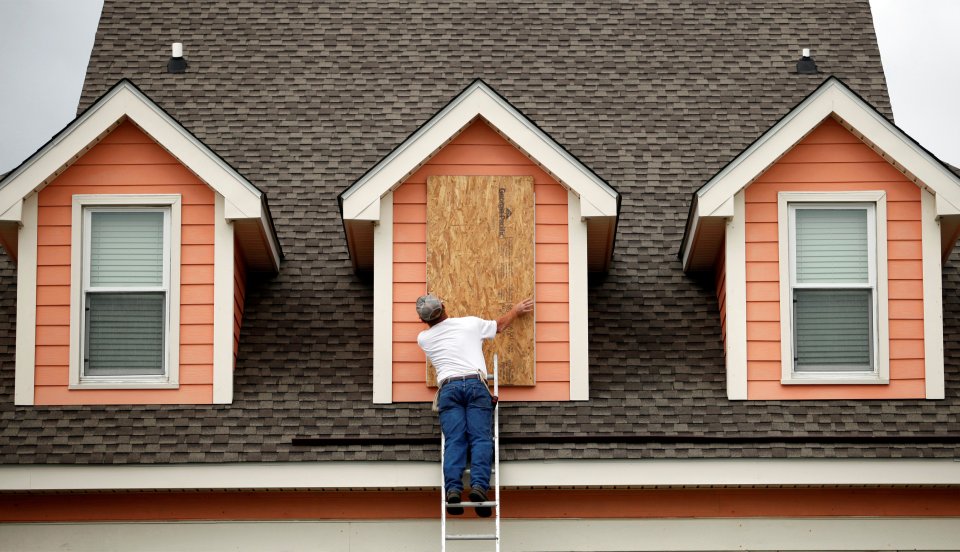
[
  {"x1": 339, "y1": 77, "x2": 619, "y2": 271},
  {"x1": 0, "y1": 79, "x2": 282, "y2": 271},
  {"x1": 681, "y1": 75, "x2": 960, "y2": 271}
]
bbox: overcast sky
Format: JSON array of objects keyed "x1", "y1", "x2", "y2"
[{"x1": 0, "y1": 0, "x2": 958, "y2": 174}]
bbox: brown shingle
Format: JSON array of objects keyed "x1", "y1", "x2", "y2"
[{"x1": 4, "y1": 0, "x2": 960, "y2": 465}]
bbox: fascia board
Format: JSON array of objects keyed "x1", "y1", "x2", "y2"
[
  {"x1": 118, "y1": 86, "x2": 264, "y2": 218},
  {"x1": 3, "y1": 459, "x2": 960, "y2": 491},
  {"x1": 936, "y1": 194, "x2": 960, "y2": 217},
  {"x1": 826, "y1": 86, "x2": 960, "y2": 215},
  {"x1": 696, "y1": 85, "x2": 836, "y2": 216},
  {"x1": 697, "y1": 79, "x2": 960, "y2": 218},
  {"x1": 0, "y1": 81, "x2": 266, "y2": 223},
  {"x1": 340, "y1": 89, "x2": 481, "y2": 221},
  {"x1": 680, "y1": 209, "x2": 700, "y2": 271},
  {"x1": 680, "y1": 197, "x2": 733, "y2": 271},
  {"x1": 341, "y1": 81, "x2": 618, "y2": 222},
  {"x1": 0, "y1": 199, "x2": 22, "y2": 223},
  {"x1": 473, "y1": 90, "x2": 618, "y2": 216}
]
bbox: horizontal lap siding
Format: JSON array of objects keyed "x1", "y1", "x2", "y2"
[
  {"x1": 716, "y1": 244, "x2": 726, "y2": 351},
  {"x1": 392, "y1": 119, "x2": 570, "y2": 402},
  {"x1": 34, "y1": 120, "x2": 215, "y2": 405},
  {"x1": 744, "y1": 118, "x2": 924, "y2": 399},
  {"x1": 234, "y1": 247, "x2": 247, "y2": 369}
]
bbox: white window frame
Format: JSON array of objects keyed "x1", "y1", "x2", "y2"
[
  {"x1": 69, "y1": 194, "x2": 181, "y2": 389},
  {"x1": 777, "y1": 191, "x2": 889, "y2": 385}
]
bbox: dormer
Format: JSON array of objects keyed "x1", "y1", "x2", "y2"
[
  {"x1": 339, "y1": 80, "x2": 619, "y2": 403},
  {"x1": 681, "y1": 77, "x2": 960, "y2": 400},
  {"x1": 0, "y1": 80, "x2": 281, "y2": 405}
]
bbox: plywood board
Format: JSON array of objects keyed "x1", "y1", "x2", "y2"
[{"x1": 426, "y1": 175, "x2": 535, "y2": 386}]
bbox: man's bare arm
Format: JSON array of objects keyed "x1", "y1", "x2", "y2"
[{"x1": 496, "y1": 298, "x2": 534, "y2": 333}]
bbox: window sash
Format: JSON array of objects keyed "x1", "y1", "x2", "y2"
[
  {"x1": 80, "y1": 207, "x2": 170, "y2": 381},
  {"x1": 787, "y1": 203, "x2": 877, "y2": 375},
  {"x1": 792, "y1": 288, "x2": 874, "y2": 372}
]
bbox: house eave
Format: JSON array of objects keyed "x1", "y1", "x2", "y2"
[{"x1": 3, "y1": 459, "x2": 960, "y2": 492}]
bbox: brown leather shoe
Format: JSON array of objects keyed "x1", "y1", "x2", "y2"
[
  {"x1": 469, "y1": 486, "x2": 492, "y2": 518},
  {"x1": 445, "y1": 489, "x2": 463, "y2": 516}
]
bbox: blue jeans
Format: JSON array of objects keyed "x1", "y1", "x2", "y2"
[{"x1": 437, "y1": 378, "x2": 493, "y2": 493}]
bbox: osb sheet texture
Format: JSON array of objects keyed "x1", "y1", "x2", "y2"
[{"x1": 426, "y1": 175, "x2": 535, "y2": 385}]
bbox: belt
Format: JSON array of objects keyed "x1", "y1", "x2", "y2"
[{"x1": 439, "y1": 373, "x2": 484, "y2": 388}]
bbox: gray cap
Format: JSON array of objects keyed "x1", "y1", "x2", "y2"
[{"x1": 416, "y1": 294, "x2": 444, "y2": 322}]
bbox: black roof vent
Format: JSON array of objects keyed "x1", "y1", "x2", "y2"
[
  {"x1": 167, "y1": 42, "x2": 188, "y2": 74},
  {"x1": 796, "y1": 48, "x2": 818, "y2": 74}
]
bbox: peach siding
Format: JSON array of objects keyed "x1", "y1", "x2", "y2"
[
  {"x1": 34, "y1": 120, "x2": 216, "y2": 404},
  {"x1": 3, "y1": 488, "x2": 959, "y2": 521},
  {"x1": 716, "y1": 243, "x2": 727, "y2": 350},
  {"x1": 233, "y1": 245, "x2": 247, "y2": 367},
  {"x1": 744, "y1": 117, "x2": 924, "y2": 400},
  {"x1": 392, "y1": 119, "x2": 570, "y2": 402}
]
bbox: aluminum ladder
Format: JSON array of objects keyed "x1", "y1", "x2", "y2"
[{"x1": 440, "y1": 354, "x2": 501, "y2": 551}]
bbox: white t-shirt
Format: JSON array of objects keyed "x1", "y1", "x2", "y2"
[{"x1": 417, "y1": 316, "x2": 497, "y2": 383}]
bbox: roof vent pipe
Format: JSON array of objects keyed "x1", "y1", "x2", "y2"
[
  {"x1": 167, "y1": 42, "x2": 188, "y2": 74},
  {"x1": 796, "y1": 48, "x2": 818, "y2": 74}
]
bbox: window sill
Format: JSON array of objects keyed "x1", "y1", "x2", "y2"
[
  {"x1": 781, "y1": 374, "x2": 889, "y2": 385},
  {"x1": 69, "y1": 380, "x2": 180, "y2": 390}
]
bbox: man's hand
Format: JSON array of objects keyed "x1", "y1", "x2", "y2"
[
  {"x1": 514, "y1": 298, "x2": 534, "y2": 315},
  {"x1": 496, "y1": 297, "x2": 534, "y2": 333}
]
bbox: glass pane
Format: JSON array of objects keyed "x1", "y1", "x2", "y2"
[
  {"x1": 794, "y1": 289, "x2": 872, "y2": 371},
  {"x1": 795, "y1": 208, "x2": 868, "y2": 283},
  {"x1": 85, "y1": 292, "x2": 165, "y2": 376},
  {"x1": 90, "y1": 211, "x2": 164, "y2": 287}
]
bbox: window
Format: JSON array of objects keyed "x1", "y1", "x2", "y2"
[
  {"x1": 70, "y1": 195, "x2": 181, "y2": 388},
  {"x1": 778, "y1": 192, "x2": 889, "y2": 384}
]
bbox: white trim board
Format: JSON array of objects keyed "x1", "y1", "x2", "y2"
[
  {"x1": 3, "y1": 459, "x2": 960, "y2": 491},
  {"x1": 0, "y1": 80, "x2": 280, "y2": 272},
  {"x1": 682, "y1": 77, "x2": 960, "y2": 271},
  {"x1": 213, "y1": 194, "x2": 235, "y2": 403},
  {"x1": 776, "y1": 191, "x2": 890, "y2": 385},
  {"x1": 567, "y1": 190, "x2": 589, "y2": 400},
  {"x1": 4, "y1": 519, "x2": 960, "y2": 552},
  {"x1": 371, "y1": 192, "x2": 393, "y2": 404},
  {"x1": 723, "y1": 190, "x2": 747, "y2": 400},
  {"x1": 68, "y1": 195, "x2": 182, "y2": 390},
  {"x1": 922, "y1": 189, "x2": 946, "y2": 398},
  {"x1": 340, "y1": 80, "x2": 617, "y2": 221},
  {"x1": 13, "y1": 193, "x2": 38, "y2": 405}
]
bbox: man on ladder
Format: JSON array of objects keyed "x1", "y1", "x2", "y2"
[{"x1": 416, "y1": 294, "x2": 534, "y2": 517}]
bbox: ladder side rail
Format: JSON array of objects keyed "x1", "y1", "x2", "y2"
[
  {"x1": 494, "y1": 354, "x2": 501, "y2": 552},
  {"x1": 441, "y1": 430, "x2": 446, "y2": 552}
]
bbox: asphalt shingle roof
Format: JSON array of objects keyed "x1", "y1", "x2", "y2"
[{"x1": 4, "y1": 0, "x2": 960, "y2": 465}]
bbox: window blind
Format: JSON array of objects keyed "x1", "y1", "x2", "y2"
[
  {"x1": 795, "y1": 209, "x2": 868, "y2": 284},
  {"x1": 794, "y1": 289, "x2": 872, "y2": 371},
  {"x1": 90, "y1": 211, "x2": 164, "y2": 287},
  {"x1": 85, "y1": 292, "x2": 165, "y2": 375},
  {"x1": 791, "y1": 206, "x2": 873, "y2": 372},
  {"x1": 83, "y1": 209, "x2": 167, "y2": 378}
]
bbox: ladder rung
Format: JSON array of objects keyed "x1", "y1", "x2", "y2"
[
  {"x1": 458, "y1": 501, "x2": 497, "y2": 507},
  {"x1": 446, "y1": 534, "x2": 498, "y2": 541}
]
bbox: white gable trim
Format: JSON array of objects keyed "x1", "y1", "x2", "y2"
[
  {"x1": 682, "y1": 77, "x2": 960, "y2": 271},
  {"x1": 0, "y1": 80, "x2": 280, "y2": 272},
  {"x1": 372, "y1": 192, "x2": 393, "y2": 404},
  {"x1": 340, "y1": 80, "x2": 618, "y2": 224},
  {"x1": 13, "y1": 193, "x2": 38, "y2": 405}
]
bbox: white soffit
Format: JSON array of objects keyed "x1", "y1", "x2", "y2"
[
  {"x1": 3, "y1": 459, "x2": 960, "y2": 491},
  {"x1": 682, "y1": 76, "x2": 960, "y2": 270},
  {"x1": 0, "y1": 79, "x2": 281, "y2": 271},
  {"x1": 339, "y1": 79, "x2": 619, "y2": 223}
]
